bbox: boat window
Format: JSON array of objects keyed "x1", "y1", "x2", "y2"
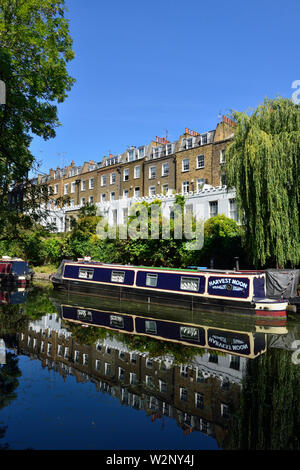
[
  {"x1": 180, "y1": 326, "x2": 199, "y2": 341},
  {"x1": 146, "y1": 273, "x2": 158, "y2": 287},
  {"x1": 145, "y1": 320, "x2": 157, "y2": 334},
  {"x1": 78, "y1": 268, "x2": 94, "y2": 280},
  {"x1": 111, "y1": 271, "x2": 125, "y2": 283},
  {"x1": 77, "y1": 309, "x2": 92, "y2": 322},
  {"x1": 110, "y1": 315, "x2": 124, "y2": 328},
  {"x1": 180, "y1": 276, "x2": 200, "y2": 292}
]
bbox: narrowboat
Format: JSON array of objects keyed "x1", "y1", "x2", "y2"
[
  {"x1": 0, "y1": 257, "x2": 32, "y2": 286},
  {"x1": 50, "y1": 258, "x2": 299, "y2": 318}
]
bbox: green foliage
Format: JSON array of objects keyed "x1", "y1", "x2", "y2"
[
  {"x1": 190, "y1": 215, "x2": 250, "y2": 270},
  {"x1": 225, "y1": 348, "x2": 300, "y2": 450},
  {"x1": 0, "y1": 0, "x2": 75, "y2": 229},
  {"x1": 226, "y1": 97, "x2": 300, "y2": 268}
]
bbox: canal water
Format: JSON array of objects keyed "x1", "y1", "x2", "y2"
[{"x1": 0, "y1": 282, "x2": 299, "y2": 451}]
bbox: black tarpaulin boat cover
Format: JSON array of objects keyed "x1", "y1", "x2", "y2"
[{"x1": 265, "y1": 269, "x2": 300, "y2": 299}]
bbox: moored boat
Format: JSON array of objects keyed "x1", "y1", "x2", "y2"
[
  {"x1": 0, "y1": 257, "x2": 32, "y2": 286},
  {"x1": 50, "y1": 258, "x2": 299, "y2": 318}
]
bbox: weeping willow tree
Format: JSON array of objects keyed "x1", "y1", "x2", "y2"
[{"x1": 225, "y1": 97, "x2": 300, "y2": 268}]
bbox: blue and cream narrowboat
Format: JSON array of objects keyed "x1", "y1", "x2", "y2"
[{"x1": 50, "y1": 258, "x2": 291, "y2": 318}]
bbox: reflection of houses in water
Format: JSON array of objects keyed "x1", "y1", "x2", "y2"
[{"x1": 17, "y1": 313, "x2": 250, "y2": 447}]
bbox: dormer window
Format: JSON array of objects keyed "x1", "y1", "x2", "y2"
[
  {"x1": 185, "y1": 138, "x2": 193, "y2": 149},
  {"x1": 128, "y1": 149, "x2": 135, "y2": 162},
  {"x1": 153, "y1": 147, "x2": 161, "y2": 158},
  {"x1": 201, "y1": 134, "x2": 207, "y2": 145},
  {"x1": 166, "y1": 143, "x2": 173, "y2": 155},
  {"x1": 138, "y1": 146, "x2": 145, "y2": 158}
]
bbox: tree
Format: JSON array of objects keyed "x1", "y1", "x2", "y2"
[
  {"x1": 0, "y1": 0, "x2": 75, "y2": 226},
  {"x1": 225, "y1": 97, "x2": 300, "y2": 268}
]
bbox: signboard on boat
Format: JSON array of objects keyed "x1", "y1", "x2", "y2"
[
  {"x1": 207, "y1": 276, "x2": 250, "y2": 298},
  {"x1": 207, "y1": 328, "x2": 250, "y2": 355}
]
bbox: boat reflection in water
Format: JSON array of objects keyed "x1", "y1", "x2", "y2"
[
  {"x1": 0, "y1": 288, "x2": 28, "y2": 305},
  {"x1": 52, "y1": 290, "x2": 288, "y2": 361}
]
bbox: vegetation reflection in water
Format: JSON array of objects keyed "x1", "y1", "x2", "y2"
[{"x1": 0, "y1": 284, "x2": 299, "y2": 450}]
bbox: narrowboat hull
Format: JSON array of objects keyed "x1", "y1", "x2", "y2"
[{"x1": 51, "y1": 260, "x2": 289, "y2": 318}]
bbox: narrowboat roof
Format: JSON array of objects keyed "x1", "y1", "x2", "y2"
[{"x1": 63, "y1": 259, "x2": 264, "y2": 275}]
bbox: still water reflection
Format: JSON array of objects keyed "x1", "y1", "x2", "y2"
[{"x1": 0, "y1": 284, "x2": 299, "y2": 450}]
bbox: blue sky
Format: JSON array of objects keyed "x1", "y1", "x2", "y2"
[{"x1": 30, "y1": 0, "x2": 300, "y2": 175}]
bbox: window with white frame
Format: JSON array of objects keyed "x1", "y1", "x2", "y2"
[
  {"x1": 180, "y1": 276, "x2": 199, "y2": 292},
  {"x1": 54, "y1": 184, "x2": 58, "y2": 194},
  {"x1": 70, "y1": 199, "x2": 74, "y2": 207},
  {"x1": 221, "y1": 403, "x2": 230, "y2": 419},
  {"x1": 209, "y1": 200, "x2": 218, "y2": 217},
  {"x1": 201, "y1": 134, "x2": 207, "y2": 145},
  {"x1": 180, "y1": 387, "x2": 188, "y2": 401},
  {"x1": 123, "y1": 168, "x2": 129, "y2": 181},
  {"x1": 146, "y1": 273, "x2": 158, "y2": 287},
  {"x1": 101, "y1": 194, "x2": 106, "y2": 203},
  {"x1": 83, "y1": 354, "x2": 89, "y2": 366},
  {"x1": 123, "y1": 189, "x2": 129, "y2": 198},
  {"x1": 153, "y1": 147, "x2": 161, "y2": 158},
  {"x1": 89, "y1": 178, "x2": 94, "y2": 189},
  {"x1": 138, "y1": 146, "x2": 145, "y2": 158},
  {"x1": 149, "y1": 186, "x2": 156, "y2": 197},
  {"x1": 182, "y1": 158, "x2": 190, "y2": 172},
  {"x1": 80, "y1": 197, "x2": 86, "y2": 205},
  {"x1": 159, "y1": 380, "x2": 167, "y2": 393},
  {"x1": 79, "y1": 268, "x2": 94, "y2": 279},
  {"x1": 71, "y1": 182, "x2": 75, "y2": 193},
  {"x1": 101, "y1": 175, "x2": 106, "y2": 186},
  {"x1": 89, "y1": 196, "x2": 94, "y2": 203},
  {"x1": 149, "y1": 166, "x2": 156, "y2": 179},
  {"x1": 229, "y1": 198, "x2": 238, "y2": 221},
  {"x1": 110, "y1": 172, "x2": 116, "y2": 184},
  {"x1": 64, "y1": 183, "x2": 68, "y2": 195},
  {"x1": 128, "y1": 149, "x2": 135, "y2": 161},
  {"x1": 145, "y1": 320, "x2": 157, "y2": 334},
  {"x1": 111, "y1": 271, "x2": 125, "y2": 283},
  {"x1": 134, "y1": 187, "x2": 140, "y2": 198},
  {"x1": 162, "y1": 162, "x2": 169, "y2": 176},
  {"x1": 110, "y1": 192, "x2": 115, "y2": 201},
  {"x1": 220, "y1": 149, "x2": 226, "y2": 163},
  {"x1": 166, "y1": 143, "x2": 172, "y2": 155},
  {"x1": 81, "y1": 180, "x2": 86, "y2": 191},
  {"x1": 130, "y1": 372, "x2": 137, "y2": 385},
  {"x1": 197, "y1": 154, "x2": 205, "y2": 169},
  {"x1": 185, "y1": 138, "x2": 193, "y2": 149},
  {"x1": 182, "y1": 181, "x2": 189, "y2": 193},
  {"x1": 162, "y1": 184, "x2": 168, "y2": 194},
  {"x1": 197, "y1": 178, "x2": 205, "y2": 191},
  {"x1": 145, "y1": 375, "x2": 153, "y2": 387},
  {"x1": 105, "y1": 363, "x2": 111, "y2": 376},
  {"x1": 134, "y1": 165, "x2": 140, "y2": 179}
]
